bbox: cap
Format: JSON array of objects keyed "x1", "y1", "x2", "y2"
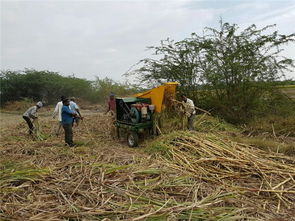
[{"x1": 36, "y1": 101, "x2": 43, "y2": 107}]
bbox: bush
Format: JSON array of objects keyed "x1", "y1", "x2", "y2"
[
  {"x1": 0, "y1": 69, "x2": 96, "y2": 105},
  {"x1": 92, "y1": 77, "x2": 141, "y2": 103}
]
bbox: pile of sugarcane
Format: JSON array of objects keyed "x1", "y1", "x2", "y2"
[
  {"x1": 1, "y1": 112, "x2": 295, "y2": 220},
  {"x1": 148, "y1": 131, "x2": 295, "y2": 218}
]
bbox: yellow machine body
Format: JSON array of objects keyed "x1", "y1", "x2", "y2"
[{"x1": 133, "y1": 82, "x2": 178, "y2": 113}]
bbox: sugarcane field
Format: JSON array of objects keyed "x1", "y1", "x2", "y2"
[{"x1": 1, "y1": 1, "x2": 295, "y2": 220}]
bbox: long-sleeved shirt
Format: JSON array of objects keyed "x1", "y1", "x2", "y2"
[
  {"x1": 61, "y1": 105, "x2": 75, "y2": 125},
  {"x1": 53, "y1": 101, "x2": 63, "y2": 121},
  {"x1": 23, "y1": 106, "x2": 38, "y2": 119}
]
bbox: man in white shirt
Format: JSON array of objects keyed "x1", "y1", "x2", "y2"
[
  {"x1": 181, "y1": 94, "x2": 196, "y2": 130},
  {"x1": 70, "y1": 97, "x2": 83, "y2": 126},
  {"x1": 23, "y1": 101, "x2": 43, "y2": 134},
  {"x1": 52, "y1": 96, "x2": 65, "y2": 136}
]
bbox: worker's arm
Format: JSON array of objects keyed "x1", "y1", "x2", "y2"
[
  {"x1": 73, "y1": 103, "x2": 83, "y2": 119},
  {"x1": 172, "y1": 98, "x2": 211, "y2": 115},
  {"x1": 76, "y1": 109, "x2": 83, "y2": 119},
  {"x1": 63, "y1": 106, "x2": 77, "y2": 117}
]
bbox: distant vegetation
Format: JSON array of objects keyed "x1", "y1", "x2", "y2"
[
  {"x1": 275, "y1": 80, "x2": 295, "y2": 86},
  {"x1": 0, "y1": 69, "x2": 139, "y2": 105}
]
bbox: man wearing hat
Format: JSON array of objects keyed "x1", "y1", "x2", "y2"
[{"x1": 22, "y1": 101, "x2": 43, "y2": 134}]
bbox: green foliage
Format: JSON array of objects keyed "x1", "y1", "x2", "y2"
[
  {"x1": 275, "y1": 80, "x2": 295, "y2": 86},
  {"x1": 92, "y1": 77, "x2": 140, "y2": 103},
  {"x1": 0, "y1": 69, "x2": 138, "y2": 105},
  {"x1": 129, "y1": 20, "x2": 295, "y2": 123},
  {"x1": 0, "y1": 69, "x2": 94, "y2": 104},
  {"x1": 145, "y1": 140, "x2": 171, "y2": 157},
  {"x1": 194, "y1": 114, "x2": 240, "y2": 133}
]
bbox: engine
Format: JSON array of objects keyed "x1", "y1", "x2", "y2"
[
  {"x1": 130, "y1": 103, "x2": 155, "y2": 123},
  {"x1": 116, "y1": 97, "x2": 155, "y2": 124}
]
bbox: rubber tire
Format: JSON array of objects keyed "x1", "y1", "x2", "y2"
[{"x1": 127, "y1": 131, "x2": 139, "y2": 147}]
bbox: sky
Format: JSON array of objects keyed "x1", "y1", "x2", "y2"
[{"x1": 1, "y1": 0, "x2": 295, "y2": 81}]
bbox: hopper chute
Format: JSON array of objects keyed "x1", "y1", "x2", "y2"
[{"x1": 133, "y1": 82, "x2": 179, "y2": 113}]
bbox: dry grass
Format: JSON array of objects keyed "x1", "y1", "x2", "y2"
[
  {"x1": 0, "y1": 113, "x2": 244, "y2": 220},
  {"x1": 280, "y1": 85, "x2": 295, "y2": 99},
  {"x1": 247, "y1": 114, "x2": 295, "y2": 137},
  {"x1": 147, "y1": 131, "x2": 295, "y2": 219},
  {"x1": 2, "y1": 99, "x2": 35, "y2": 112},
  {"x1": 0, "y1": 111, "x2": 295, "y2": 220},
  {"x1": 231, "y1": 136, "x2": 295, "y2": 156}
]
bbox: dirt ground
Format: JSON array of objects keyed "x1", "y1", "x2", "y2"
[
  {"x1": 0, "y1": 108, "x2": 147, "y2": 178},
  {"x1": 2, "y1": 107, "x2": 135, "y2": 143},
  {"x1": 0, "y1": 109, "x2": 109, "y2": 136}
]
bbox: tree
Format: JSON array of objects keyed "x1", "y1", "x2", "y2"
[
  {"x1": 0, "y1": 69, "x2": 96, "y2": 105},
  {"x1": 92, "y1": 77, "x2": 140, "y2": 103},
  {"x1": 0, "y1": 70, "x2": 140, "y2": 105},
  {"x1": 129, "y1": 20, "x2": 295, "y2": 122}
]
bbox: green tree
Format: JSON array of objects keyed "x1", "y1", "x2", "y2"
[
  {"x1": 129, "y1": 20, "x2": 295, "y2": 122},
  {"x1": 92, "y1": 77, "x2": 140, "y2": 103},
  {"x1": 0, "y1": 69, "x2": 96, "y2": 105}
]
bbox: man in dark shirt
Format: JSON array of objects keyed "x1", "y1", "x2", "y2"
[
  {"x1": 61, "y1": 99, "x2": 77, "y2": 147},
  {"x1": 105, "y1": 93, "x2": 116, "y2": 115}
]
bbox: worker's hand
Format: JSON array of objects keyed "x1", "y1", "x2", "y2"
[
  {"x1": 80, "y1": 117, "x2": 84, "y2": 120},
  {"x1": 185, "y1": 112, "x2": 191, "y2": 118}
]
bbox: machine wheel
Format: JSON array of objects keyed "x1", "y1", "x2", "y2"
[{"x1": 127, "y1": 131, "x2": 139, "y2": 147}]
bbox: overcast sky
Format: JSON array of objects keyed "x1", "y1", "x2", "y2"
[{"x1": 1, "y1": 0, "x2": 295, "y2": 81}]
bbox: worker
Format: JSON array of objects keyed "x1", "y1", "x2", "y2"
[
  {"x1": 181, "y1": 94, "x2": 196, "y2": 130},
  {"x1": 70, "y1": 97, "x2": 83, "y2": 126},
  {"x1": 105, "y1": 93, "x2": 116, "y2": 116},
  {"x1": 61, "y1": 98, "x2": 77, "y2": 147},
  {"x1": 52, "y1": 96, "x2": 65, "y2": 136},
  {"x1": 22, "y1": 101, "x2": 43, "y2": 134}
]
